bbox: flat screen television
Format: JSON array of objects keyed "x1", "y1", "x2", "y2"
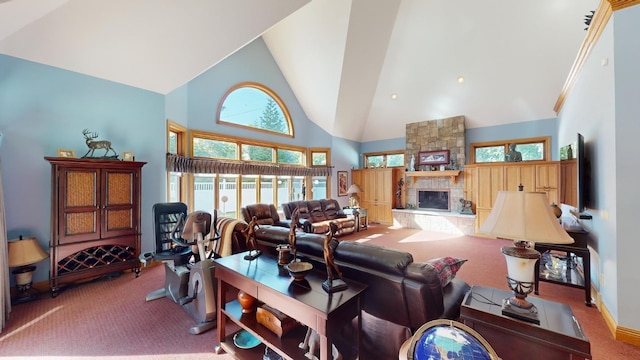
[
  {"x1": 576, "y1": 133, "x2": 586, "y2": 213},
  {"x1": 560, "y1": 133, "x2": 590, "y2": 214}
]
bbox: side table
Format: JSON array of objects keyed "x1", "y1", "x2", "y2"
[
  {"x1": 534, "y1": 223, "x2": 592, "y2": 306},
  {"x1": 460, "y1": 285, "x2": 591, "y2": 360},
  {"x1": 342, "y1": 208, "x2": 368, "y2": 231}
]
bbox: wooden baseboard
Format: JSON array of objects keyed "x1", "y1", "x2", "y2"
[{"x1": 594, "y1": 285, "x2": 640, "y2": 346}]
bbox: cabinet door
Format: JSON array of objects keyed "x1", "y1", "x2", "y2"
[
  {"x1": 375, "y1": 169, "x2": 392, "y2": 203},
  {"x1": 58, "y1": 168, "x2": 100, "y2": 245},
  {"x1": 102, "y1": 169, "x2": 139, "y2": 238},
  {"x1": 476, "y1": 166, "x2": 504, "y2": 209},
  {"x1": 536, "y1": 163, "x2": 560, "y2": 204},
  {"x1": 560, "y1": 160, "x2": 577, "y2": 207},
  {"x1": 504, "y1": 164, "x2": 535, "y2": 192}
]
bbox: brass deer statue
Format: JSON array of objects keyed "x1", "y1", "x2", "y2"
[{"x1": 82, "y1": 129, "x2": 117, "y2": 158}]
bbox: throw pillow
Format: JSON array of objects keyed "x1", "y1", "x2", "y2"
[{"x1": 426, "y1": 257, "x2": 467, "y2": 287}]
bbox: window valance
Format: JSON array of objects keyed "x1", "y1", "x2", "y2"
[{"x1": 166, "y1": 153, "x2": 333, "y2": 177}]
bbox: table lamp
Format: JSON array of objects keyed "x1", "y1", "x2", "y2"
[
  {"x1": 347, "y1": 184, "x2": 362, "y2": 208},
  {"x1": 478, "y1": 188, "x2": 573, "y2": 324},
  {"x1": 8, "y1": 236, "x2": 49, "y2": 304}
]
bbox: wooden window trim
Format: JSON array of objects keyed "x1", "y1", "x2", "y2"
[{"x1": 469, "y1": 136, "x2": 551, "y2": 164}]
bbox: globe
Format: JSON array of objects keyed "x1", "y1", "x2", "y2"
[{"x1": 409, "y1": 320, "x2": 498, "y2": 360}]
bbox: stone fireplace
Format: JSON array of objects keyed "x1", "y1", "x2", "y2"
[
  {"x1": 391, "y1": 116, "x2": 475, "y2": 235},
  {"x1": 404, "y1": 116, "x2": 466, "y2": 210}
]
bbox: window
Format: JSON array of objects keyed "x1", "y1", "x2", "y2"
[
  {"x1": 470, "y1": 136, "x2": 551, "y2": 164},
  {"x1": 363, "y1": 151, "x2": 406, "y2": 168},
  {"x1": 183, "y1": 131, "x2": 330, "y2": 217},
  {"x1": 217, "y1": 82, "x2": 294, "y2": 137},
  {"x1": 167, "y1": 120, "x2": 187, "y2": 203}
]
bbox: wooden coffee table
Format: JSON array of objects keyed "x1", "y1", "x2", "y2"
[{"x1": 460, "y1": 286, "x2": 591, "y2": 360}]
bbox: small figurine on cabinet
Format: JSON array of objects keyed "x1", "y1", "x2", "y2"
[
  {"x1": 288, "y1": 208, "x2": 300, "y2": 261},
  {"x1": 322, "y1": 222, "x2": 347, "y2": 293},
  {"x1": 242, "y1": 216, "x2": 262, "y2": 260},
  {"x1": 81, "y1": 129, "x2": 118, "y2": 159},
  {"x1": 460, "y1": 198, "x2": 474, "y2": 215}
]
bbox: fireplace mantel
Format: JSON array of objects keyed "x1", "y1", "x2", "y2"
[{"x1": 405, "y1": 170, "x2": 461, "y2": 184}]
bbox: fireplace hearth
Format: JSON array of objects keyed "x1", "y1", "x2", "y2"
[{"x1": 417, "y1": 189, "x2": 450, "y2": 211}]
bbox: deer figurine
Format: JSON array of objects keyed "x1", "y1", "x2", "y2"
[{"x1": 82, "y1": 129, "x2": 117, "y2": 158}]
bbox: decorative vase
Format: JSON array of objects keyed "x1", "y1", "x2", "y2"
[
  {"x1": 550, "y1": 203, "x2": 562, "y2": 219},
  {"x1": 237, "y1": 290, "x2": 256, "y2": 314}
]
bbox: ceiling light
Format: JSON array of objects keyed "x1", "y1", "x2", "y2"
[
  {"x1": 390, "y1": 93, "x2": 397, "y2": 100},
  {"x1": 457, "y1": 76, "x2": 465, "y2": 84}
]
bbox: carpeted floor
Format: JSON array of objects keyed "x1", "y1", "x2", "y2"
[{"x1": 1, "y1": 224, "x2": 639, "y2": 359}]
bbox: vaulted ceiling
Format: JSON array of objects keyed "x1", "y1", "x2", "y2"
[{"x1": 0, "y1": 0, "x2": 598, "y2": 142}]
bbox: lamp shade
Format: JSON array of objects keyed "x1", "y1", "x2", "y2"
[
  {"x1": 347, "y1": 184, "x2": 362, "y2": 194},
  {"x1": 8, "y1": 237, "x2": 49, "y2": 268},
  {"x1": 478, "y1": 191, "x2": 574, "y2": 245}
]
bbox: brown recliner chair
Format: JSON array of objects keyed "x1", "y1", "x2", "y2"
[{"x1": 240, "y1": 203, "x2": 291, "y2": 228}]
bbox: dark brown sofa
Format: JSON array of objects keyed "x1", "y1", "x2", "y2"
[
  {"x1": 281, "y1": 199, "x2": 357, "y2": 237},
  {"x1": 240, "y1": 203, "x2": 292, "y2": 228}
]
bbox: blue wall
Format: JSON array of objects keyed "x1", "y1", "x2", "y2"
[{"x1": 0, "y1": 54, "x2": 166, "y2": 283}]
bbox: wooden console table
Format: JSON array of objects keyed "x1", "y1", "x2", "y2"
[
  {"x1": 461, "y1": 286, "x2": 591, "y2": 360},
  {"x1": 534, "y1": 222, "x2": 592, "y2": 306},
  {"x1": 214, "y1": 252, "x2": 367, "y2": 360}
]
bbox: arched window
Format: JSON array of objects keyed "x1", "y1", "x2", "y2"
[{"x1": 217, "y1": 82, "x2": 294, "y2": 137}]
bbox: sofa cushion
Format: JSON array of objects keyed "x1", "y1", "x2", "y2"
[
  {"x1": 335, "y1": 241, "x2": 413, "y2": 276},
  {"x1": 320, "y1": 199, "x2": 342, "y2": 219},
  {"x1": 425, "y1": 257, "x2": 467, "y2": 287}
]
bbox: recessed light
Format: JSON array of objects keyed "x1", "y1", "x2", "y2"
[
  {"x1": 391, "y1": 93, "x2": 398, "y2": 100},
  {"x1": 457, "y1": 76, "x2": 465, "y2": 83}
]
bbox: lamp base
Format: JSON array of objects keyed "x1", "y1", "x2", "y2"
[
  {"x1": 12, "y1": 293, "x2": 38, "y2": 305},
  {"x1": 502, "y1": 297, "x2": 540, "y2": 324}
]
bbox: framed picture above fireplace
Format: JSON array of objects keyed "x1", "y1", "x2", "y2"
[{"x1": 418, "y1": 150, "x2": 450, "y2": 166}]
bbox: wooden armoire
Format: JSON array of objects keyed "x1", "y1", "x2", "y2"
[{"x1": 45, "y1": 157, "x2": 145, "y2": 296}]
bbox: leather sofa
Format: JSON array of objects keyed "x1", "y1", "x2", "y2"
[
  {"x1": 240, "y1": 203, "x2": 292, "y2": 228},
  {"x1": 247, "y1": 225, "x2": 471, "y2": 358},
  {"x1": 281, "y1": 199, "x2": 357, "y2": 237}
]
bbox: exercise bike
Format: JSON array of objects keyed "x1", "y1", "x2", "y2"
[{"x1": 140, "y1": 203, "x2": 221, "y2": 335}]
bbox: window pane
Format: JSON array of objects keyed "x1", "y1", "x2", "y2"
[
  {"x1": 193, "y1": 174, "x2": 216, "y2": 213},
  {"x1": 169, "y1": 172, "x2": 181, "y2": 202},
  {"x1": 242, "y1": 144, "x2": 273, "y2": 162},
  {"x1": 387, "y1": 154, "x2": 405, "y2": 167},
  {"x1": 292, "y1": 177, "x2": 305, "y2": 201},
  {"x1": 311, "y1": 177, "x2": 327, "y2": 200},
  {"x1": 260, "y1": 176, "x2": 275, "y2": 204},
  {"x1": 475, "y1": 146, "x2": 505, "y2": 163},
  {"x1": 312, "y1": 152, "x2": 327, "y2": 166},
  {"x1": 241, "y1": 176, "x2": 258, "y2": 208},
  {"x1": 219, "y1": 175, "x2": 238, "y2": 218},
  {"x1": 193, "y1": 138, "x2": 237, "y2": 159},
  {"x1": 277, "y1": 177, "x2": 291, "y2": 211},
  {"x1": 366, "y1": 155, "x2": 384, "y2": 168},
  {"x1": 277, "y1": 149, "x2": 303, "y2": 165},
  {"x1": 169, "y1": 131, "x2": 178, "y2": 154},
  {"x1": 518, "y1": 143, "x2": 544, "y2": 161},
  {"x1": 219, "y1": 86, "x2": 291, "y2": 135}
]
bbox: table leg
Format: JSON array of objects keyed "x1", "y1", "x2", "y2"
[
  {"x1": 320, "y1": 334, "x2": 329, "y2": 360},
  {"x1": 214, "y1": 278, "x2": 226, "y2": 354}
]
